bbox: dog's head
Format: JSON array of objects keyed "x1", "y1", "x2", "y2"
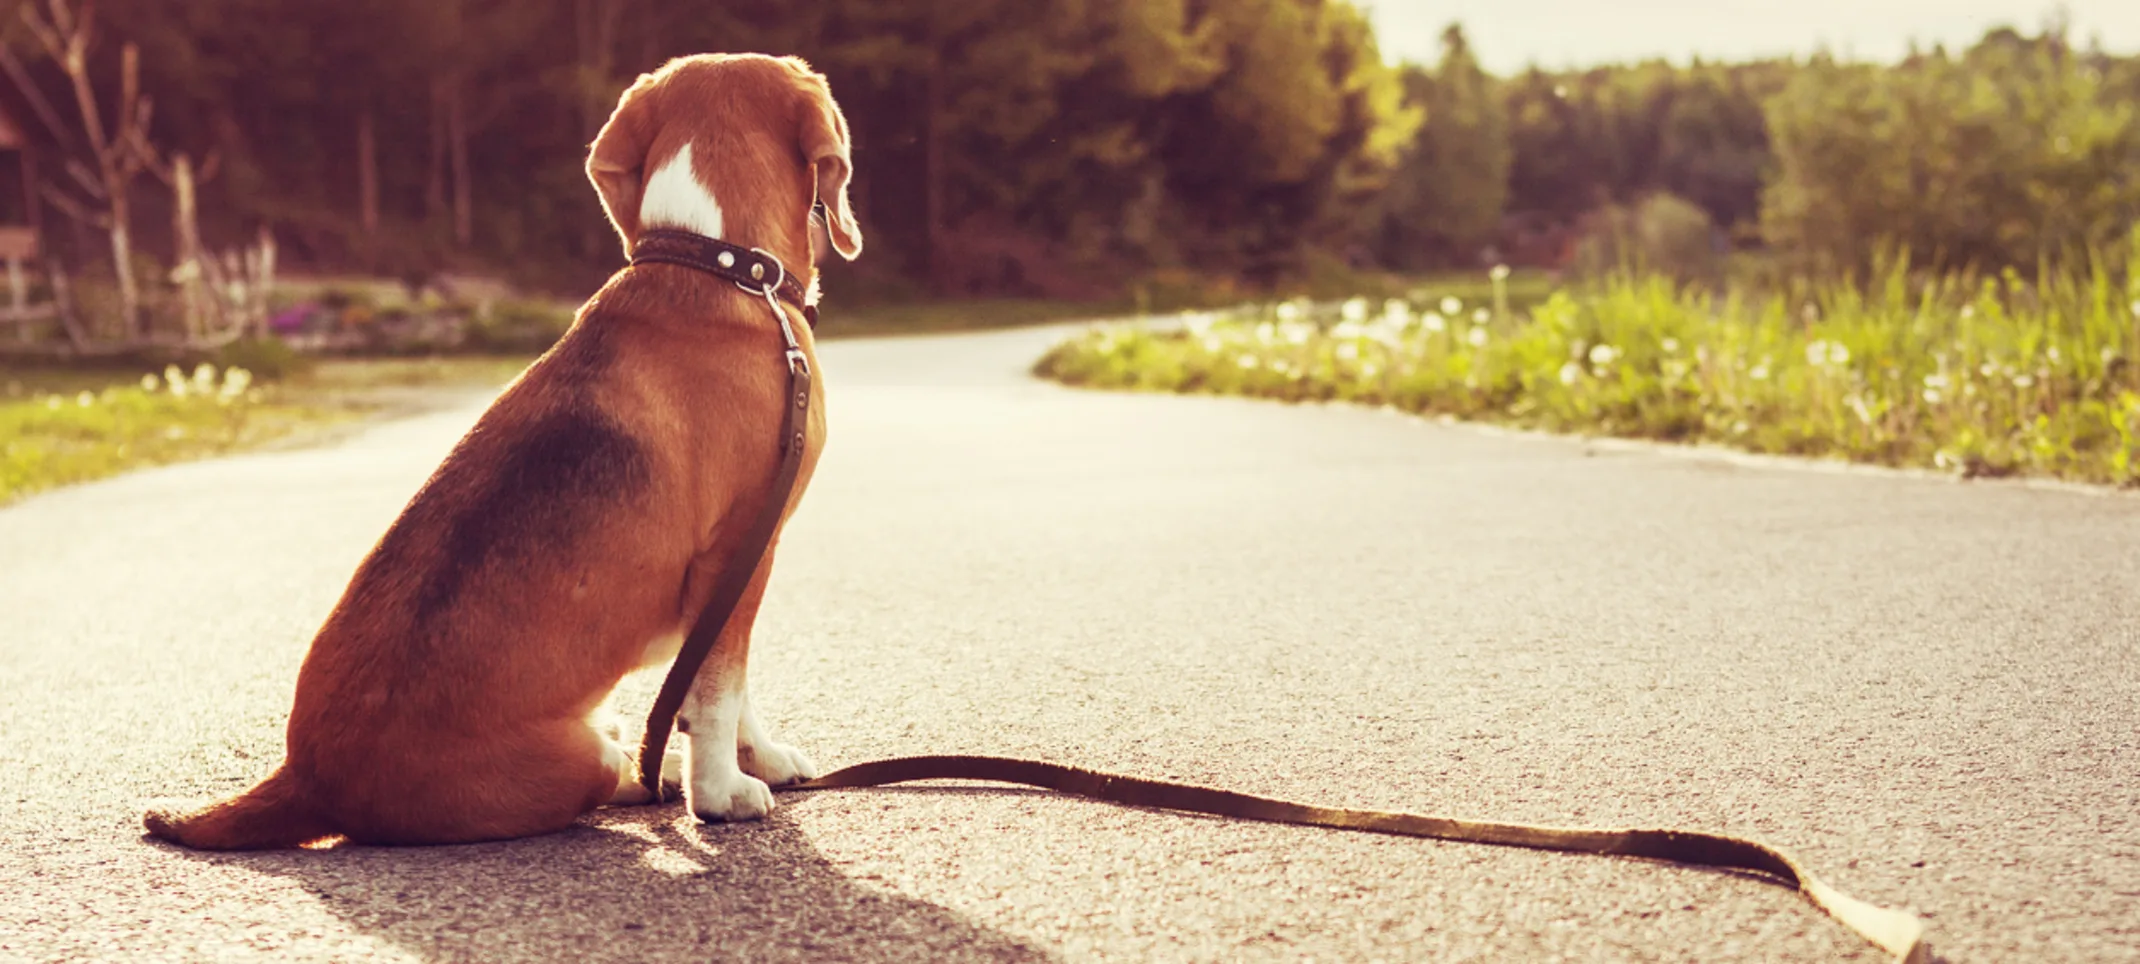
[{"x1": 586, "y1": 54, "x2": 862, "y2": 265}]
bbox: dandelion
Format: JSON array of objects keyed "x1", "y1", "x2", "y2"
[
  {"x1": 1466, "y1": 327, "x2": 1489, "y2": 348},
  {"x1": 1979, "y1": 363, "x2": 1997, "y2": 378},
  {"x1": 1282, "y1": 323, "x2": 1311, "y2": 346},
  {"x1": 1471, "y1": 308, "x2": 1490, "y2": 324},
  {"x1": 45, "y1": 395, "x2": 60, "y2": 410},
  {"x1": 1661, "y1": 337, "x2": 1681, "y2": 354},
  {"x1": 1490, "y1": 264, "x2": 1511, "y2": 281},
  {"x1": 1805, "y1": 340, "x2": 1850, "y2": 367},
  {"x1": 164, "y1": 364, "x2": 189, "y2": 398},
  {"x1": 1341, "y1": 298, "x2": 1369, "y2": 323},
  {"x1": 140, "y1": 373, "x2": 160, "y2": 392},
  {"x1": 1421, "y1": 312, "x2": 1447, "y2": 333},
  {"x1": 192, "y1": 363, "x2": 217, "y2": 393},
  {"x1": 1440, "y1": 296, "x2": 1461, "y2": 315},
  {"x1": 76, "y1": 390, "x2": 94, "y2": 407},
  {"x1": 1960, "y1": 305, "x2": 1977, "y2": 321},
  {"x1": 1587, "y1": 343, "x2": 1622, "y2": 368},
  {"x1": 1237, "y1": 354, "x2": 1260, "y2": 370},
  {"x1": 1731, "y1": 419, "x2": 1750, "y2": 435},
  {"x1": 1558, "y1": 361, "x2": 1583, "y2": 386},
  {"x1": 2046, "y1": 346, "x2": 2061, "y2": 364},
  {"x1": 1382, "y1": 299, "x2": 1412, "y2": 328},
  {"x1": 1331, "y1": 320, "x2": 1364, "y2": 340},
  {"x1": 2014, "y1": 373, "x2": 2035, "y2": 389},
  {"x1": 1255, "y1": 322, "x2": 1276, "y2": 344},
  {"x1": 1360, "y1": 362, "x2": 1380, "y2": 379},
  {"x1": 1201, "y1": 335, "x2": 1223, "y2": 353},
  {"x1": 2130, "y1": 299, "x2": 2140, "y2": 318},
  {"x1": 1335, "y1": 342, "x2": 1359, "y2": 362},
  {"x1": 1923, "y1": 388, "x2": 1944, "y2": 405},
  {"x1": 1923, "y1": 373, "x2": 1950, "y2": 391},
  {"x1": 1750, "y1": 362, "x2": 1771, "y2": 381},
  {"x1": 220, "y1": 367, "x2": 253, "y2": 401},
  {"x1": 1275, "y1": 302, "x2": 1302, "y2": 323},
  {"x1": 1182, "y1": 312, "x2": 1215, "y2": 337}
]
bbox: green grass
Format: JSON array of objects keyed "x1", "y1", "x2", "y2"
[
  {"x1": 1, "y1": 355, "x2": 536, "y2": 506},
  {"x1": 1036, "y1": 254, "x2": 2140, "y2": 488}
]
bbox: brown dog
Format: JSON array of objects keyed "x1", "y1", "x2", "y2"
[{"x1": 143, "y1": 53, "x2": 862, "y2": 848}]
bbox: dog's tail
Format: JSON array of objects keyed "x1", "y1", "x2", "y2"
[{"x1": 144, "y1": 767, "x2": 336, "y2": 850}]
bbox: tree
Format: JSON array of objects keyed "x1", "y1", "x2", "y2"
[{"x1": 1371, "y1": 24, "x2": 1509, "y2": 269}]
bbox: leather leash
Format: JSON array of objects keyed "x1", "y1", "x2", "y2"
[
  {"x1": 632, "y1": 232, "x2": 815, "y2": 800},
  {"x1": 786, "y1": 756, "x2": 1929, "y2": 963},
  {"x1": 626, "y1": 229, "x2": 1930, "y2": 963}
]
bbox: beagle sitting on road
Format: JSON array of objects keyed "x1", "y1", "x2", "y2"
[{"x1": 145, "y1": 53, "x2": 861, "y2": 848}]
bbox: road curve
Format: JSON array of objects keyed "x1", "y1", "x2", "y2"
[{"x1": 2, "y1": 323, "x2": 2136, "y2": 962}]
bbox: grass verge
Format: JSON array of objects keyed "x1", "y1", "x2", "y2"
[
  {"x1": 1035, "y1": 260, "x2": 2140, "y2": 488},
  {"x1": 1, "y1": 355, "x2": 533, "y2": 506}
]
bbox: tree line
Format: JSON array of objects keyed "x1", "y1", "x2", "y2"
[{"x1": 2, "y1": 2, "x2": 2135, "y2": 311}]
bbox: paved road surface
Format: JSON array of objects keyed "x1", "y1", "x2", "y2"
[{"x1": 3, "y1": 324, "x2": 2137, "y2": 962}]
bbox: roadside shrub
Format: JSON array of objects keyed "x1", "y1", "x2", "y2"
[{"x1": 466, "y1": 299, "x2": 576, "y2": 354}]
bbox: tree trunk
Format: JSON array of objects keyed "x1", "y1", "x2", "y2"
[
  {"x1": 359, "y1": 110, "x2": 379, "y2": 239},
  {"x1": 450, "y1": 79, "x2": 472, "y2": 248},
  {"x1": 171, "y1": 153, "x2": 206, "y2": 339},
  {"x1": 427, "y1": 77, "x2": 447, "y2": 226},
  {"x1": 923, "y1": 13, "x2": 949, "y2": 294}
]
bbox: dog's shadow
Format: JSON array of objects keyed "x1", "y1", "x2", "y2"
[{"x1": 159, "y1": 792, "x2": 1052, "y2": 962}]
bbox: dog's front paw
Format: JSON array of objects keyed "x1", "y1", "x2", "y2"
[
  {"x1": 739, "y1": 739, "x2": 818, "y2": 787},
  {"x1": 689, "y1": 768, "x2": 775, "y2": 822}
]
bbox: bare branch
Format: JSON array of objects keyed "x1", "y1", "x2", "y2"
[
  {"x1": 20, "y1": 5, "x2": 69, "y2": 66},
  {"x1": 38, "y1": 182, "x2": 108, "y2": 228},
  {"x1": 63, "y1": 158, "x2": 105, "y2": 198},
  {"x1": 0, "y1": 31, "x2": 77, "y2": 149}
]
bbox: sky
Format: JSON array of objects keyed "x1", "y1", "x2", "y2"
[{"x1": 1362, "y1": 1, "x2": 2140, "y2": 73}]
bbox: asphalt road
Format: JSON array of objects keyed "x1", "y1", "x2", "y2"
[{"x1": 3, "y1": 323, "x2": 2136, "y2": 963}]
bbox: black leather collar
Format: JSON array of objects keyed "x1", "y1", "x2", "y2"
[{"x1": 629, "y1": 228, "x2": 817, "y2": 328}]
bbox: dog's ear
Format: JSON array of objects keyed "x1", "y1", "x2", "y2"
[
  {"x1": 796, "y1": 73, "x2": 863, "y2": 261},
  {"x1": 587, "y1": 72, "x2": 662, "y2": 255}
]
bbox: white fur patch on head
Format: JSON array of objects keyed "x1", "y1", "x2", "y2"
[{"x1": 639, "y1": 141, "x2": 724, "y2": 239}]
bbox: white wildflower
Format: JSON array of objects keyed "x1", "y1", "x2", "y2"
[
  {"x1": 1750, "y1": 362, "x2": 1771, "y2": 381},
  {"x1": 1201, "y1": 335, "x2": 1223, "y2": 353},
  {"x1": 1335, "y1": 342, "x2": 1360, "y2": 362},
  {"x1": 2130, "y1": 298, "x2": 2140, "y2": 318},
  {"x1": 1660, "y1": 337, "x2": 1681, "y2": 354},
  {"x1": 76, "y1": 390, "x2": 95, "y2": 407},
  {"x1": 1237, "y1": 354, "x2": 1260, "y2": 370},
  {"x1": 221, "y1": 367, "x2": 253, "y2": 400},
  {"x1": 1275, "y1": 302, "x2": 1302, "y2": 323},
  {"x1": 1472, "y1": 308, "x2": 1490, "y2": 324},
  {"x1": 1960, "y1": 305, "x2": 1977, "y2": 321},
  {"x1": 1467, "y1": 327, "x2": 1489, "y2": 348},
  {"x1": 165, "y1": 364, "x2": 190, "y2": 398},
  {"x1": 1558, "y1": 361, "x2": 1583, "y2": 386},
  {"x1": 1922, "y1": 388, "x2": 1944, "y2": 405},
  {"x1": 1587, "y1": 343, "x2": 1622, "y2": 368},
  {"x1": 140, "y1": 374, "x2": 159, "y2": 392},
  {"x1": 1805, "y1": 339, "x2": 1850, "y2": 367},
  {"x1": 1332, "y1": 320, "x2": 1365, "y2": 340},
  {"x1": 1440, "y1": 296, "x2": 1462, "y2": 316},
  {"x1": 1182, "y1": 312, "x2": 1216, "y2": 337},
  {"x1": 1341, "y1": 298, "x2": 1369, "y2": 323},
  {"x1": 192, "y1": 363, "x2": 217, "y2": 393},
  {"x1": 1979, "y1": 362, "x2": 1997, "y2": 378},
  {"x1": 45, "y1": 396, "x2": 60, "y2": 410},
  {"x1": 1360, "y1": 362, "x2": 1380, "y2": 379},
  {"x1": 1422, "y1": 312, "x2": 1447, "y2": 333},
  {"x1": 1283, "y1": 323, "x2": 1312, "y2": 346},
  {"x1": 2014, "y1": 373, "x2": 2035, "y2": 389},
  {"x1": 1923, "y1": 373, "x2": 1950, "y2": 390},
  {"x1": 1490, "y1": 264, "x2": 1511, "y2": 281},
  {"x1": 1255, "y1": 322, "x2": 1276, "y2": 344},
  {"x1": 1382, "y1": 299, "x2": 1412, "y2": 328}
]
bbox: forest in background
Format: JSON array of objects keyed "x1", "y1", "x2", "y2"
[{"x1": 0, "y1": 0, "x2": 2136, "y2": 314}]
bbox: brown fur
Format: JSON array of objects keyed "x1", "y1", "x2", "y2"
[{"x1": 144, "y1": 54, "x2": 860, "y2": 849}]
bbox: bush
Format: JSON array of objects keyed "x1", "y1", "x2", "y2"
[
  {"x1": 1571, "y1": 193, "x2": 1724, "y2": 283},
  {"x1": 212, "y1": 336, "x2": 312, "y2": 381},
  {"x1": 465, "y1": 299, "x2": 576, "y2": 354}
]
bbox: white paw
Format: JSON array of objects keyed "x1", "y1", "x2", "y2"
[
  {"x1": 689, "y1": 768, "x2": 775, "y2": 822},
  {"x1": 740, "y1": 739, "x2": 818, "y2": 787}
]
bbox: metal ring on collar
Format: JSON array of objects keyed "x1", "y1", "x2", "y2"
[{"x1": 736, "y1": 247, "x2": 786, "y2": 297}]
